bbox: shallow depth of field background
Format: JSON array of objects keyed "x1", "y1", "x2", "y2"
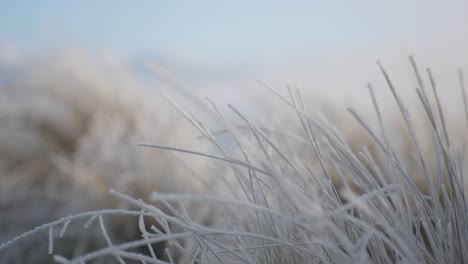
[
  {"x1": 2, "y1": 1, "x2": 468, "y2": 105},
  {"x1": 2, "y1": 1, "x2": 468, "y2": 263}
]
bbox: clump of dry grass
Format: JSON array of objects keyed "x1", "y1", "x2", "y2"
[
  {"x1": 0, "y1": 48, "x2": 215, "y2": 263},
  {"x1": 1, "y1": 54, "x2": 468, "y2": 264}
]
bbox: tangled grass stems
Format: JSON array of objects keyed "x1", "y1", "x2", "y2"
[
  {"x1": 2, "y1": 56, "x2": 468, "y2": 263},
  {"x1": 0, "y1": 209, "x2": 156, "y2": 252}
]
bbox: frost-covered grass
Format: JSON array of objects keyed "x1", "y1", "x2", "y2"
[
  {"x1": 1, "y1": 53, "x2": 468, "y2": 263},
  {"x1": 0, "y1": 49, "x2": 215, "y2": 263}
]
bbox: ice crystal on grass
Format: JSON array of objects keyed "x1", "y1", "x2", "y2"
[{"x1": 2, "y1": 56, "x2": 468, "y2": 263}]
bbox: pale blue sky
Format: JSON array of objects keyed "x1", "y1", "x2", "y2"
[
  {"x1": 2, "y1": 1, "x2": 468, "y2": 105},
  {"x1": 1, "y1": 1, "x2": 424, "y2": 59}
]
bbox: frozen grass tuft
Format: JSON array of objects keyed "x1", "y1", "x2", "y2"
[
  {"x1": 1, "y1": 54, "x2": 468, "y2": 263},
  {"x1": 0, "y1": 48, "x2": 216, "y2": 263}
]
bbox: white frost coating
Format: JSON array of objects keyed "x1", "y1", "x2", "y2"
[{"x1": 1, "y1": 50, "x2": 468, "y2": 263}]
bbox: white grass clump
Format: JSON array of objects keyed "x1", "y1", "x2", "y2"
[
  {"x1": 1, "y1": 54, "x2": 468, "y2": 264},
  {"x1": 0, "y1": 48, "x2": 216, "y2": 263}
]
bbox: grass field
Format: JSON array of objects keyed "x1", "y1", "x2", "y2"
[{"x1": 1, "y1": 50, "x2": 467, "y2": 263}]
